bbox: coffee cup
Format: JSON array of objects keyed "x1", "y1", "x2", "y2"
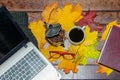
[{"x1": 67, "y1": 26, "x2": 85, "y2": 45}]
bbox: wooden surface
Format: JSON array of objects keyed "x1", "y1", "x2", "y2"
[
  {"x1": 0, "y1": 0, "x2": 120, "y2": 79},
  {"x1": 0, "y1": 0, "x2": 120, "y2": 11},
  {"x1": 0, "y1": 0, "x2": 120, "y2": 24}
]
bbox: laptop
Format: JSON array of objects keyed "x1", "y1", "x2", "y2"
[
  {"x1": 98, "y1": 26, "x2": 120, "y2": 72},
  {"x1": 0, "y1": 6, "x2": 61, "y2": 80}
]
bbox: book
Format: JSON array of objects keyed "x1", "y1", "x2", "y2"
[{"x1": 98, "y1": 26, "x2": 120, "y2": 72}]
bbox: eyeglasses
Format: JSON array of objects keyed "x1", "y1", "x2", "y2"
[{"x1": 49, "y1": 51, "x2": 75, "y2": 60}]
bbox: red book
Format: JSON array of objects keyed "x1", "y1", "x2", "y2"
[{"x1": 98, "y1": 26, "x2": 120, "y2": 72}]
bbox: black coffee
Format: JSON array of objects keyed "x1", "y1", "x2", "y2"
[{"x1": 69, "y1": 28, "x2": 84, "y2": 43}]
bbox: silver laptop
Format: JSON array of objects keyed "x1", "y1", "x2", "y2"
[{"x1": 0, "y1": 6, "x2": 61, "y2": 80}]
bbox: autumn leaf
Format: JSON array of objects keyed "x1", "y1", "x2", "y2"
[
  {"x1": 76, "y1": 11, "x2": 96, "y2": 27},
  {"x1": 83, "y1": 25, "x2": 98, "y2": 46},
  {"x1": 72, "y1": 3, "x2": 83, "y2": 22},
  {"x1": 76, "y1": 11, "x2": 103, "y2": 32},
  {"x1": 58, "y1": 59, "x2": 78, "y2": 74},
  {"x1": 41, "y1": 2, "x2": 58, "y2": 24},
  {"x1": 77, "y1": 41, "x2": 100, "y2": 65},
  {"x1": 57, "y1": 3, "x2": 82, "y2": 31},
  {"x1": 29, "y1": 20, "x2": 46, "y2": 49},
  {"x1": 96, "y1": 63, "x2": 113, "y2": 76},
  {"x1": 76, "y1": 26, "x2": 99, "y2": 65}
]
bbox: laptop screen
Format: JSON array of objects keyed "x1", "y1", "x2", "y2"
[{"x1": 0, "y1": 7, "x2": 26, "y2": 64}]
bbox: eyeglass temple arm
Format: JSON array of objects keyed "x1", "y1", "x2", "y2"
[{"x1": 49, "y1": 51, "x2": 75, "y2": 55}]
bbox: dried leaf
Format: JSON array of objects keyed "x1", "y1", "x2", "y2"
[
  {"x1": 83, "y1": 11, "x2": 96, "y2": 23},
  {"x1": 88, "y1": 22, "x2": 103, "y2": 32},
  {"x1": 57, "y1": 3, "x2": 82, "y2": 31},
  {"x1": 76, "y1": 11, "x2": 103, "y2": 32},
  {"x1": 96, "y1": 64, "x2": 113, "y2": 76},
  {"x1": 41, "y1": 2, "x2": 58, "y2": 24}
]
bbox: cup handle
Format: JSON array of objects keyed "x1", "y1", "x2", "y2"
[{"x1": 81, "y1": 26, "x2": 86, "y2": 30}]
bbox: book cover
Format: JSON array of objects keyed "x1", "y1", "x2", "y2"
[{"x1": 98, "y1": 26, "x2": 120, "y2": 72}]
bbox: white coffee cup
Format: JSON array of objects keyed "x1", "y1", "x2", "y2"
[{"x1": 67, "y1": 26, "x2": 85, "y2": 45}]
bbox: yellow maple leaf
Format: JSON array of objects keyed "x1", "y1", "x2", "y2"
[
  {"x1": 58, "y1": 59, "x2": 78, "y2": 74},
  {"x1": 41, "y1": 2, "x2": 58, "y2": 24},
  {"x1": 102, "y1": 20, "x2": 120, "y2": 40},
  {"x1": 96, "y1": 64, "x2": 113, "y2": 76},
  {"x1": 75, "y1": 42, "x2": 99, "y2": 65},
  {"x1": 29, "y1": 20, "x2": 46, "y2": 49},
  {"x1": 83, "y1": 25, "x2": 98, "y2": 46},
  {"x1": 71, "y1": 3, "x2": 83, "y2": 22},
  {"x1": 57, "y1": 3, "x2": 82, "y2": 31}
]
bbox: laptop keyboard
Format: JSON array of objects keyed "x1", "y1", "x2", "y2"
[{"x1": 0, "y1": 49, "x2": 48, "y2": 80}]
